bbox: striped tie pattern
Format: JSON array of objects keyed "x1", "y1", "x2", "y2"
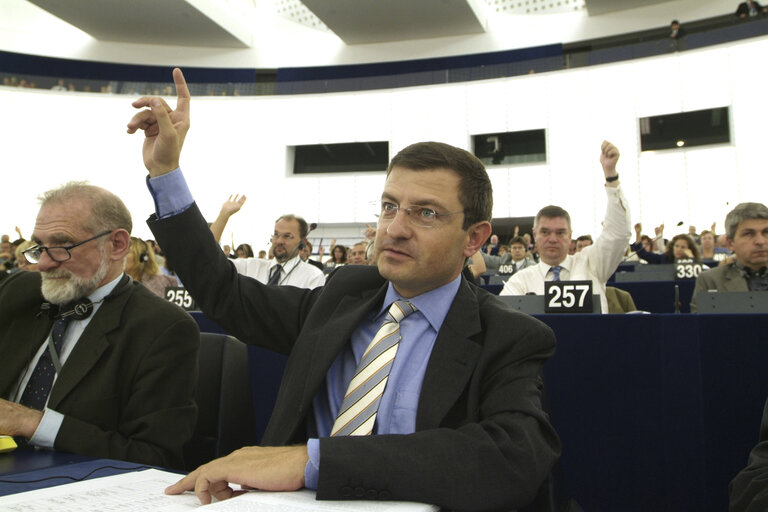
[
  {"x1": 551, "y1": 265, "x2": 563, "y2": 281},
  {"x1": 330, "y1": 300, "x2": 418, "y2": 436}
]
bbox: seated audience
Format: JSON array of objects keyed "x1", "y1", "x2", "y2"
[
  {"x1": 325, "y1": 244, "x2": 347, "y2": 269},
  {"x1": 631, "y1": 233, "x2": 700, "y2": 264},
  {"x1": 233, "y1": 214, "x2": 325, "y2": 289},
  {"x1": 736, "y1": 1, "x2": 768, "y2": 17},
  {"x1": 483, "y1": 233, "x2": 500, "y2": 255},
  {"x1": 125, "y1": 236, "x2": 179, "y2": 298},
  {"x1": 0, "y1": 182, "x2": 198, "y2": 468},
  {"x1": 690, "y1": 202, "x2": 768, "y2": 312},
  {"x1": 258, "y1": 249, "x2": 267, "y2": 259},
  {"x1": 501, "y1": 140, "x2": 632, "y2": 314},
  {"x1": 300, "y1": 240, "x2": 324, "y2": 271},
  {"x1": 575, "y1": 235, "x2": 593, "y2": 252},
  {"x1": 235, "y1": 243, "x2": 254, "y2": 258},
  {"x1": 509, "y1": 236, "x2": 535, "y2": 273},
  {"x1": 699, "y1": 229, "x2": 730, "y2": 265},
  {"x1": 347, "y1": 241, "x2": 368, "y2": 265}
]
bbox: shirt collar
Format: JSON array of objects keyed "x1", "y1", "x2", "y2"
[
  {"x1": 87, "y1": 273, "x2": 124, "y2": 303},
  {"x1": 380, "y1": 275, "x2": 462, "y2": 333},
  {"x1": 270, "y1": 254, "x2": 302, "y2": 271}
]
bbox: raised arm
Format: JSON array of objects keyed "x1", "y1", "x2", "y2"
[
  {"x1": 210, "y1": 194, "x2": 247, "y2": 243},
  {"x1": 600, "y1": 139, "x2": 620, "y2": 187},
  {"x1": 126, "y1": 68, "x2": 190, "y2": 176}
]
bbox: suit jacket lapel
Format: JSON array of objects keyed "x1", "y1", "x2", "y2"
[
  {"x1": 416, "y1": 280, "x2": 483, "y2": 430},
  {"x1": 724, "y1": 264, "x2": 750, "y2": 292},
  {"x1": 0, "y1": 313, "x2": 55, "y2": 398},
  {"x1": 48, "y1": 279, "x2": 132, "y2": 408}
]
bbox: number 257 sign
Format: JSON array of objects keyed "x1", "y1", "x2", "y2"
[{"x1": 544, "y1": 280, "x2": 594, "y2": 313}]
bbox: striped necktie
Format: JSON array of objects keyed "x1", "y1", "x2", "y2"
[
  {"x1": 330, "y1": 300, "x2": 418, "y2": 436},
  {"x1": 550, "y1": 265, "x2": 563, "y2": 281}
]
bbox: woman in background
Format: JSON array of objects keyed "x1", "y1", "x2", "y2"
[{"x1": 125, "y1": 237, "x2": 178, "y2": 298}]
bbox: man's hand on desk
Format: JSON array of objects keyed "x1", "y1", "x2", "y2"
[
  {"x1": 0, "y1": 399, "x2": 42, "y2": 438},
  {"x1": 165, "y1": 444, "x2": 309, "y2": 505}
]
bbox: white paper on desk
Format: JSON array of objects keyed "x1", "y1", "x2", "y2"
[
  {"x1": 0, "y1": 468, "x2": 438, "y2": 512},
  {"x1": 207, "y1": 489, "x2": 438, "y2": 511},
  {"x1": 0, "y1": 469, "x2": 199, "y2": 512}
]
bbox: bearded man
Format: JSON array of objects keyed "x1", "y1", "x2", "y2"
[{"x1": 0, "y1": 182, "x2": 199, "y2": 469}]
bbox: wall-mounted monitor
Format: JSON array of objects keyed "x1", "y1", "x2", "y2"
[
  {"x1": 472, "y1": 129, "x2": 546, "y2": 166},
  {"x1": 639, "y1": 107, "x2": 730, "y2": 151},
  {"x1": 292, "y1": 141, "x2": 389, "y2": 174}
]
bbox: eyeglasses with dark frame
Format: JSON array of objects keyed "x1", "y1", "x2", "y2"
[
  {"x1": 23, "y1": 230, "x2": 113, "y2": 264},
  {"x1": 373, "y1": 200, "x2": 466, "y2": 229}
]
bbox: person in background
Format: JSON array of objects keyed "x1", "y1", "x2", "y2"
[
  {"x1": 347, "y1": 241, "x2": 368, "y2": 265},
  {"x1": 124, "y1": 236, "x2": 179, "y2": 298},
  {"x1": 690, "y1": 202, "x2": 768, "y2": 312},
  {"x1": 235, "y1": 244, "x2": 254, "y2": 258},
  {"x1": 501, "y1": 140, "x2": 631, "y2": 314},
  {"x1": 324, "y1": 244, "x2": 348, "y2": 270},
  {"x1": 631, "y1": 233, "x2": 700, "y2": 264}
]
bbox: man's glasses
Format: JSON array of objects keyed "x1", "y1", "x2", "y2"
[
  {"x1": 23, "y1": 230, "x2": 112, "y2": 264},
  {"x1": 373, "y1": 201, "x2": 465, "y2": 229}
]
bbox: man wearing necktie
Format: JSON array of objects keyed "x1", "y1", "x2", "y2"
[
  {"x1": 500, "y1": 141, "x2": 632, "y2": 314},
  {"x1": 130, "y1": 69, "x2": 560, "y2": 511},
  {"x1": 0, "y1": 182, "x2": 199, "y2": 469}
]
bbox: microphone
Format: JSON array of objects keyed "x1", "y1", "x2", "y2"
[
  {"x1": 309, "y1": 223, "x2": 318, "y2": 232},
  {"x1": 674, "y1": 284, "x2": 681, "y2": 314}
]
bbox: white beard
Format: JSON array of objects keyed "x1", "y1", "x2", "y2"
[{"x1": 40, "y1": 253, "x2": 111, "y2": 305}]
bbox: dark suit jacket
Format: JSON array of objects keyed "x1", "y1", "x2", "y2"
[
  {"x1": 0, "y1": 271, "x2": 199, "y2": 469},
  {"x1": 731, "y1": 397, "x2": 768, "y2": 511},
  {"x1": 690, "y1": 263, "x2": 748, "y2": 312},
  {"x1": 150, "y1": 204, "x2": 561, "y2": 511}
]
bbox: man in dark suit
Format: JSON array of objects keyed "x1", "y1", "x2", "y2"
[
  {"x1": 0, "y1": 182, "x2": 199, "y2": 469},
  {"x1": 128, "y1": 69, "x2": 559, "y2": 510},
  {"x1": 731, "y1": 397, "x2": 768, "y2": 511},
  {"x1": 736, "y1": 1, "x2": 768, "y2": 17},
  {"x1": 690, "y1": 202, "x2": 768, "y2": 312}
]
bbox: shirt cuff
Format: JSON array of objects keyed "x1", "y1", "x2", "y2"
[
  {"x1": 304, "y1": 438, "x2": 320, "y2": 490},
  {"x1": 145, "y1": 168, "x2": 194, "y2": 219},
  {"x1": 28, "y1": 408, "x2": 63, "y2": 449}
]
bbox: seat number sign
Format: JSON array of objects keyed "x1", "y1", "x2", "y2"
[
  {"x1": 675, "y1": 260, "x2": 704, "y2": 279},
  {"x1": 545, "y1": 280, "x2": 593, "y2": 313},
  {"x1": 165, "y1": 287, "x2": 197, "y2": 311}
]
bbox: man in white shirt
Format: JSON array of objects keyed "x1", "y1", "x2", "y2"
[
  {"x1": 500, "y1": 141, "x2": 632, "y2": 313},
  {"x1": 233, "y1": 214, "x2": 325, "y2": 289}
]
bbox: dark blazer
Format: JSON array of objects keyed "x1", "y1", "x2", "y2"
[
  {"x1": 730, "y1": 397, "x2": 768, "y2": 511},
  {"x1": 690, "y1": 262, "x2": 748, "y2": 312},
  {"x1": 0, "y1": 271, "x2": 199, "y2": 469},
  {"x1": 150, "y1": 204, "x2": 560, "y2": 511}
]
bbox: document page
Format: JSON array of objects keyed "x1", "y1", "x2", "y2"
[{"x1": 0, "y1": 469, "x2": 438, "y2": 512}]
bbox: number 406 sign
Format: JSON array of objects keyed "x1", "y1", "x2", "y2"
[{"x1": 544, "y1": 280, "x2": 594, "y2": 313}]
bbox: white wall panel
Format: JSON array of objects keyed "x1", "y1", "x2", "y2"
[{"x1": 3, "y1": 36, "x2": 768, "y2": 248}]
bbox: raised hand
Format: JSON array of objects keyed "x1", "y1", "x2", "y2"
[
  {"x1": 600, "y1": 140, "x2": 620, "y2": 179},
  {"x1": 126, "y1": 68, "x2": 190, "y2": 176},
  {"x1": 220, "y1": 194, "x2": 247, "y2": 218}
]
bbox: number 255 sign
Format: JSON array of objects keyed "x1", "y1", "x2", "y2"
[{"x1": 544, "y1": 281, "x2": 594, "y2": 313}]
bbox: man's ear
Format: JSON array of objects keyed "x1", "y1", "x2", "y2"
[
  {"x1": 109, "y1": 230, "x2": 131, "y2": 261},
  {"x1": 464, "y1": 221, "x2": 492, "y2": 257}
]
